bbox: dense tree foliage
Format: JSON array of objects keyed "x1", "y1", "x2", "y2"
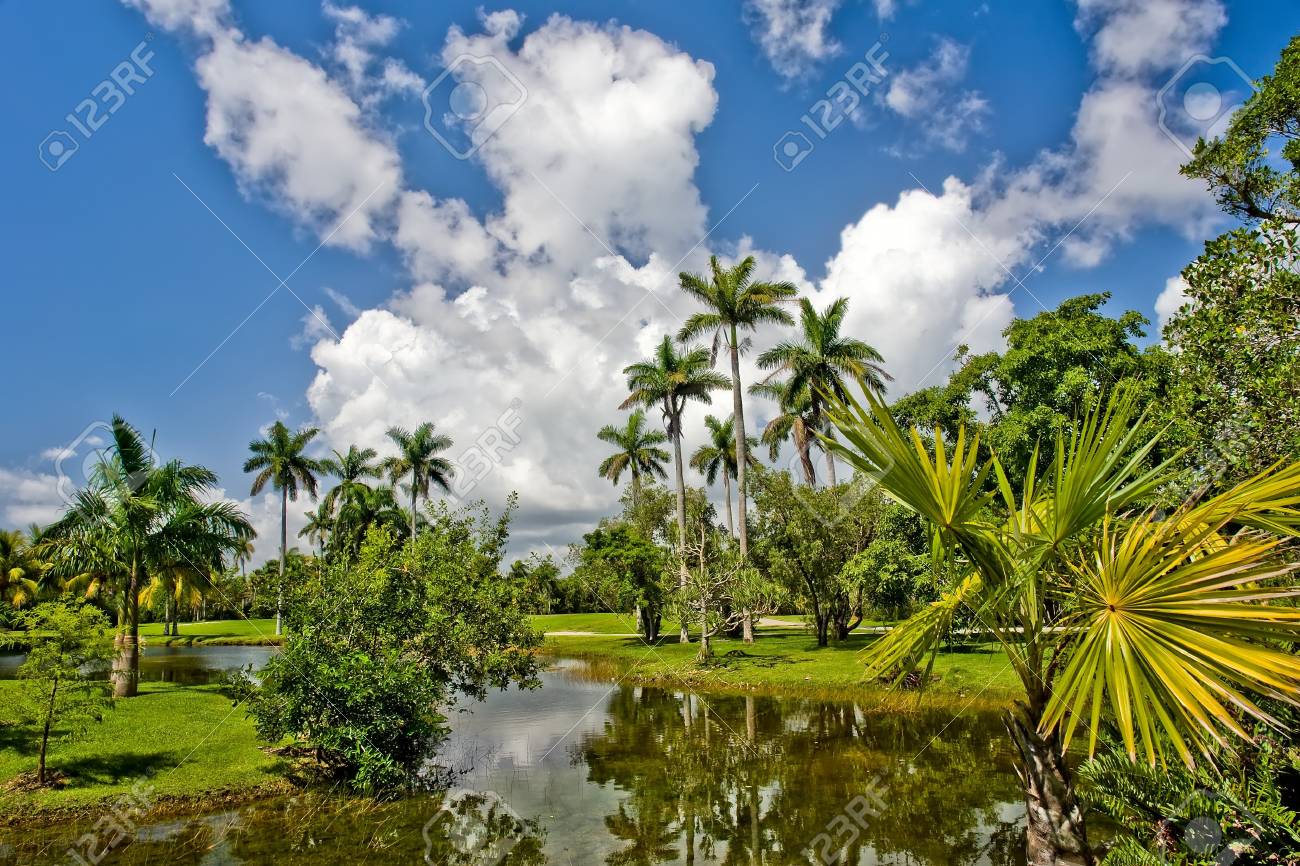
[{"x1": 242, "y1": 501, "x2": 540, "y2": 792}]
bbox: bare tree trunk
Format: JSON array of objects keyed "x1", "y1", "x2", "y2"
[
  {"x1": 276, "y1": 489, "x2": 287, "y2": 637},
  {"x1": 823, "y1": 431, "x2": 838, "y2": 486},
  {"x1": 671, "y1": 412, "x2": 690, "y2": 644},
  {"x1": 1005, "y1": 700, "x2": 1093, "y2": 866},
  {"x1": 410, "y1": 484, "x2": 419, "y2": 538},
  {"x1": 729, "y1": 334, "x2": 756, "y2": 645},
  {"x1": 722, "y1": 471, "x2": 735, "y2": 538},
  {"x1": 795, "y1": 426, "x2": 817, "y2": 486},
  {"x1": 38, "y1": 677, "x2": 57, "y2": 784}
]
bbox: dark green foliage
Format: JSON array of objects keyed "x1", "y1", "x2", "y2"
[
  {"x1": 571, "y1": 524, "x2": 666, "y2": 641},
  {"x1": 891, "y1": 293, "x2": 1170, "y2": 483},
  {"x1": 241, "y1": 501, "x2": 540, "y2": 793}
]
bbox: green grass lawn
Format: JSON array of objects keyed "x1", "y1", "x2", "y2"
[
  {"x1": 0, "y1": 680, "x2": 285, "y2": 818},
  {"x1": 138, "y1": 618, "x2": 282, "y2": 646},
  {"x1": 542, "y1": 629, "x2": 1021, "y2": 707}
]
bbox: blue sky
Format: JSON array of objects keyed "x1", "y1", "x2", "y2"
[{"x1": 2, "y1": 0, "x2": 1295, "y2": 560}]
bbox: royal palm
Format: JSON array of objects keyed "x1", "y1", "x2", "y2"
[
  {"x1": 827, "y1": 388, "x2": 1300, "y2": 865},
  {"x1": 759, "y1": 297, "x2": 888, "y2": 485},
  {"x1": 678, "y1": 255, "x2": 797, "y2": 560},
  {"x1": 244, "y1": 421, "x2": 325, "y2": 636},
  {"x1": 689, "y1": 414, "x2": 756, "y2": 539},
  {"x1": 320, "y1": 445, "x2": 382, "y2": 516},
  {"x1": 384, "y1": 423, "x2": 454, "y2": 537},
  {"x1": 622, "y1": 336, "x2": 728, "y2": 642},
  {"x1": 596, "y1": 409, "x2": 671, "y2": 509}
]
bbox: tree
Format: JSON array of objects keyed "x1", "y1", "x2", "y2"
[
  {"x1": 299, "y1": 503, "x2": 332, "y2": 562},
  {"x1": 597, "y1": 409, "x2": 671, "y2": 509},
  {"x1": 826, "y1": 387, "x2": 1300, "y2": 865},
  {"x1": 621, "y1": 336, "x2": 728, "y2": 642},
  {"x1": 1164, "y1": 226, "x2": 1300, "y2": 485},
  {"x1": 243, "y1": 421, "x2": 325, "y2": 636},
  {"x1": 333, "y1": 484, "x2": 409, "y2": 559},
  {"x1": 750, "y1": 378, "x2": 819, "y2": 486},
  {"x1": 689, "y1": 414, "x2": 757, "y2": 540},
  {"x1": 241, "y1": 502, "x2": 540, "y2": 793},
  {"x1": 320, "y1": 444, "x2": 382, "y2": 516},
  {"x1": 45, "y1": 416, "x2": 252, "y2": 696},
  {"x1": 0, "y1": 528, "x2": 45, "y2": 613},
  {"x1": 574, "y1": 525, "x2": 666, "y2": 642},
  {"x1": 508, "y1": 554, "x2": 562, "y2": 615},
  {"x1": 13, "y1": 602, "x2": 114, "y2": 785},
  {"x1": 749, "y1": 466, "x2": 886, "y2": 646},
  {"x1": 890, "y1": 293, "x2": 1169, "y2": 484},
  {"x1": 678, "y1": 255, "x2": 798, "y2": 565},
  {"x1": 384, "y1": 422, "x2": 454, "y2": 537},
  {"x1": 757, "y1": 297, "x2": 889, "y2": 485},
  {"x1": 1180, "y1": 34, "x2": 1300, "y2": 225}
]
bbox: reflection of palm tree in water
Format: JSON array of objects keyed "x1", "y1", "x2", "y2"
[{"x1": 580, "y1": 684, "x2": 1025, "y2": 866}]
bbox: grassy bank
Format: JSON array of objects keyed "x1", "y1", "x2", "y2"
[
  {"x1": 0, "y1": 679, "x2": 286, "y2": 821},
  {"x1": 542, "y1": 629, "x2": 1021, "y2": 706}
]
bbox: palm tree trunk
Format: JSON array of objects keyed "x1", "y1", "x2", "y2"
[
  {"x1": 1005, "y1": 698, "x2": 1093, "y2": 866},
  {"x1": 721, "y1": 472, "x2": 735, "y2": 537},
  {"x1": 671, "y1": 411, "x2": 689, "y2": 644},
  {"x1": 729, "y1": 331, "x2": 755, "y2": 644},
  {"x1": 276, "y1": 489, "x2": 286, "y2": 637},
  {"x1": 112, "y1": 562, "x2": 140, "y2": 698},
  {"x1": 823, "y1": 430, "x2": 838, "y2": 486},
  {"x1": 410, "y1": 484, "x2": 419, "y2": 538},
  {"x1": 795, "y1": 426, "x2": 817, "y2": 486}
]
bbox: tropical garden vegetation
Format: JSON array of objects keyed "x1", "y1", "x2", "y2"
[{"x1": 2, "y1": 33, "x2": 1300, "y2": 866}]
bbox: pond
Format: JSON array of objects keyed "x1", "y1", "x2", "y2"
[
  {"x1": 0, "y1": 645, "x2": 276, "y2": 685},
  {"x1": 3, "y1": 655, "x2": 1026, "y2": 865}
]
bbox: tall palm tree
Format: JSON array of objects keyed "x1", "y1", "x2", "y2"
[
  {"x1": 320, "y1": 445, "x2": 382, "y2": 516},
  {"x1": 689, "y1": 414, "x2": 756, "y2": 538},
  {"x1": 243, "y1": 421, "x2": 324, "y2": 636},
  {"x1": 622, "y1": 336, "x2": 729, "y2": 642},
  {"x1": 384, "y1": 423, "x2": 454, "y2": 537},
  {"x1": 45, "y1": 416, "x2": 252, "y2": 696},
  {"x1": 597, "y1": 409, "x2": 671, "y2": 509},
  {"x1": 678, "y1": 256, "x2": 797, "y2": 562},
  {"x1": 749, "y1": 378, "x2": 819, "y2": 486},
  {"x1": 758, "y1": 297, "x2": 889, "y2": 485},
  {"x1": 826, "y1": 387, "x2": 1300, "y2": 865}
]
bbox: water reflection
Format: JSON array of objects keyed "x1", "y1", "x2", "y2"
[
  {"x1": 0, "y1": 646, "x2": 275, "y2": 685},
  {"x1": 5, "y1": 660, "x2": 1025, "y2": 865}
]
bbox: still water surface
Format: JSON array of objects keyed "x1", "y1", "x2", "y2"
[{"x1": 4, "y1": 651, "x2": 1025, "y2": 865}]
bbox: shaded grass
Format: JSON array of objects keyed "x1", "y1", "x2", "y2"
[
  {"x1": 0, "y1": 679, "x2": 286, "y2": 818},
  {"x1": 542, "y1": 629, "x2": 1021, "y2": 707}
]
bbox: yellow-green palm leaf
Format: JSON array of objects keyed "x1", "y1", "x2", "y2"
[{"x1": 1045, "y1": 509, "x2": 1300, "y2": 768}]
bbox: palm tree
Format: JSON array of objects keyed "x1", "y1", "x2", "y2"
[
  {"x1": 622, "y1": 336, "x2": 729, "y2": 642},
  {"x1": 299, "y1": 503, "x2": 332, "y2": 561},
  {"x1": 0, "y1": 528, "x2": 43, "y2": 610},
  {"x1": 758, "y1": 297, "x2": 889, "y2": 485},
  {"x1": 678, "y1": 255, "x2": 797, "y2": 562},
  {"x1": 333, "y1": 484, "x2": 408, "y2": 558},
  {"x1": 597, "y1": 409, "x2": 671, "y2": 509},
  {"x1": 689, "y1": 415, "x2": 757, "y2": 539},
  {"x1": 243, "y1": 421, "x2": 324, "y2": 636},
  {"x1": 44, "y1": 416, "x2": 253, "y2": 696},
  {"x1": 826, "y1": 387, "x2": 1300, "y2": 865},
  {"x1": 320, "y1": 445, "x2": 382, "y2": 516},
  {"x1": 749, "y1": 378, "x2": 819, "y2": 486},
  {"x1": 384, "y1": 423, "x2": 454, "y2": 537}
]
